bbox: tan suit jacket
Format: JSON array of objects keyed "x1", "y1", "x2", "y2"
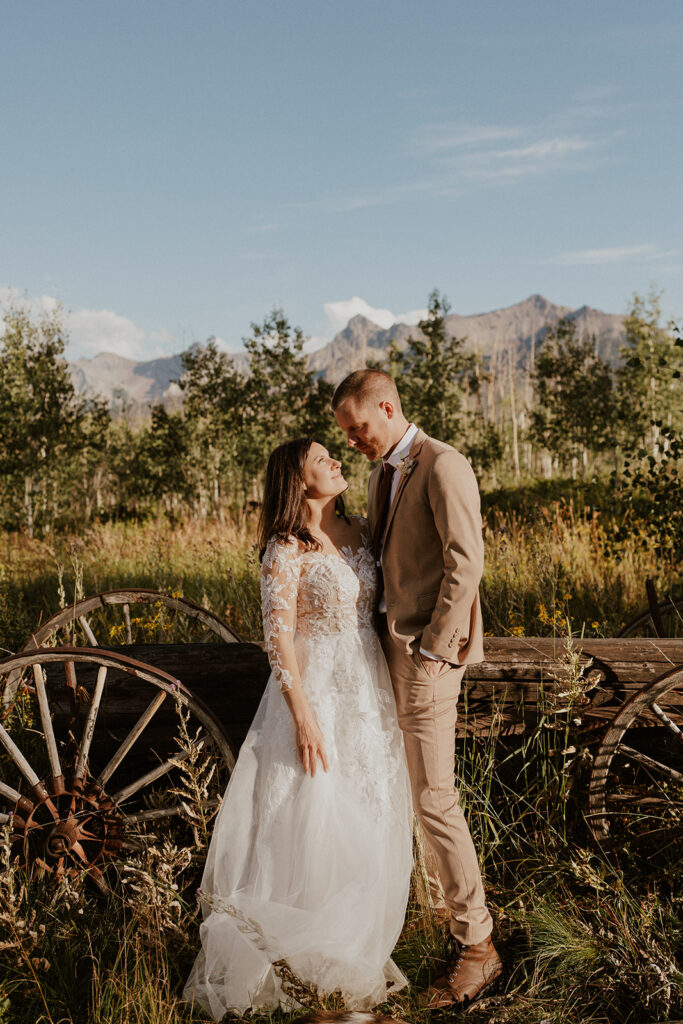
[{"x1": 369, "y1": 428, "x2": 484, "y2": 666}]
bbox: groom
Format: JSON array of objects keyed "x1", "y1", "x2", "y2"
[{"x1": 332, "y1": 369, "x2": 502, "y2": 1009}]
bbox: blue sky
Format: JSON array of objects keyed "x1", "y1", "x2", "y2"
[{"x1": 1, "y1": 1, "x2": 681, "y2": 360}]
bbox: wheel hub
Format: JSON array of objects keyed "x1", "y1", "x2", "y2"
[{"x1": 10, "y1": 779, "x2": 126, "y2": 885}]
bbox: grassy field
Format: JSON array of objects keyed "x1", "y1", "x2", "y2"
[
  {"x1": 0, "y1": 502, "x2": 681, "y2": 1024},
  {"x1": 0, "y1": 497, "x2": 675, "y2": 654}
]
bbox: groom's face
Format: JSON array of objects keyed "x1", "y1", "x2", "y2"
[{"x1": 334, "y1": 396, "x2": 394, "y2": 462}]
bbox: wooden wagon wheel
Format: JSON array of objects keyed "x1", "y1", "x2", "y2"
[
  {"x1": 0, "y1": 647, "x2": 236, "y2": 891},
  {"x1": 22, "y1": 588, "x2": 241, "y2": 651},
  {"x1": 617, "y1": 581, "x2": 683, "y2": 638},
  {"x1": 588, "y1": 665, "x2": 683, "y2": 848}
]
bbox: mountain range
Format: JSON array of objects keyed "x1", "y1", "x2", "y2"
[{"x1": 68, "y1": 294, "x2": 626, "y2": 410}]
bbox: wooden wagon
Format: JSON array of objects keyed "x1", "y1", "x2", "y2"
[{"x1": 0, "y1": 586, "x2": 681, "y2": 890}]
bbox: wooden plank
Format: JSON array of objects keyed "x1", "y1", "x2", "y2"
[{"x1": 21, "y1": 639, "x2": 681, "y2": 753}]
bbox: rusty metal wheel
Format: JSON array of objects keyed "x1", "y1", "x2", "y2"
[
  {"x1": 588, "y1": 665, "x2": 683, "y2": 849},
  {"x1": 22, "y1": 588, "x2": 241, "y2": 650},
  {"x1": 0, "y1": 647, "x2": 235, "y2": 891}
]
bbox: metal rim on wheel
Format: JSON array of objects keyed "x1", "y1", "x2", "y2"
[{"x1": 22, "y1": 588, "x2": 242, "y2": 650}]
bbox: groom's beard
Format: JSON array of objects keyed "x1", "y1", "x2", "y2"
[{"x1": 355, "y1": 439, "x2": 388, "y2": 461}]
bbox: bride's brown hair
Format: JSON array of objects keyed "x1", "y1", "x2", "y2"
[{"x1": 257, "y1": 437, "x2": 348, "y2": 559}]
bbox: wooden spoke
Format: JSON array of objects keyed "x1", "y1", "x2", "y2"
[
  {"x1": 122, "y1": 603, "x2": 133, "y2": 644},
  {"x1": 95, "y1": 690, "x2": 167, "y2": 788},
  {"x1": 617, "y1": 743, "x2": 683, "y2": 783},
  {"x1": 124, "y1": 796, "x2": 220, "y2": 825},
  {"x1": 0, "y1": 719, "x2": 42, "y2": 790},
  {"x1": 111, "y1": 741, "x2": 202, "y2": 806},
  {"x1": 0, "y1": 812, "x2": 10, "y2": 824},
  {"x1": 78, "y1": 615, "x2": 98, "y2": 647},
  {"x1": 650, "y1": 701, "x2": 682, "y2": 739},
  {"x1": 64, "y1": 659, "x2": 78, "y2": 692},
  {"x1": 124, "y1": 804, "x2": 184, "y2": 824},
  {"x1": 74, "y1": 665, "x2": 107, "y2": 781},
  {"x1": 607, "y1": 794, "x2": 680, "y2": 808},
  {"x1": 32, "y1": 664, "x2": 64, "y2": 790},
  {"x1": 84, "y1": 861, "x2": 108, "y2": 894},
  {"x1": 0, "y1": 780, "x2": 24, "y2": 805}
]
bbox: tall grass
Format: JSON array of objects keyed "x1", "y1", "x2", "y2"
[
  {"x1": 0, "y1": 500, "x2": 672, "y2": 655},
  {"x1": 0, "y1": 503, "x2": 680, "y2": 1023}
]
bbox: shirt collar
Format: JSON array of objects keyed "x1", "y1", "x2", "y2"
[{"x1": 385, "y1": 423, "x2": 418, "y2": 468}]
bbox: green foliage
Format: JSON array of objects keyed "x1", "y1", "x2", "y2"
[
  {"x1": 180, "y1": 338, "x2": 249, "y2": 511},
  {"x1": 1, "y1": 288, "x2": 680, "y2": 542},
  {"x1": 609, "y1": 423, "x2": 682, "y2": 563},
  {"x1": 0, "y1": 301, "x2": 95, "y2": 535},
  {"x1": 243, "y1": 307, "x2": 336, "y2": 452},
  {"x1": 178, "y1": 310, "x2": 338, "y2": 508},
  {"x1": 617, "y1": 291, "x2": 683, "y2": 455},
  {"x1": 379, "y1": 289, "x2": 474, "y2": 445},
  {"x1": 135, "y1": 405, "x2": 192, "y2": 513},
  {"x1": 530, "y1": 317, "x2": 616, "y2": 475},
  {"x1": 463, "y1": 415, "x2": 504, "y2": 475}
]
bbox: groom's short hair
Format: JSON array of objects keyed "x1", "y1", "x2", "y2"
[{"x1": 332, "y1": 369, "x2": 402, "y2": 411}]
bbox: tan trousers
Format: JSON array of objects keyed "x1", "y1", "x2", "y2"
[{"x1": 381, "y1": 632, "x2": 493, "y2": 946}]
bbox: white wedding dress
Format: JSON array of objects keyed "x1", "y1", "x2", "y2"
[{"x1": 183, "y1": 518, "x2": 413, "y2": 1018}]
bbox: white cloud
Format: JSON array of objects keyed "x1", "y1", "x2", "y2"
[
  {"x1": 67, "y1": 308, "x2": 147, "y2": 359},
  {"x1": 0, "y1": 287, "x2": 180, "y2": 360},
  {"x1": 541, "y1": 244, "x2": 677, "y2": 266},
  {"x1": 212, "y1": 335, "x2": 243, "y2": 354},
  {"x1": 460, "y1": 135, "x2": 594, "y2": 180},
  {"x1": 322, "y1": 297, "x2": 427, "y2": 336},
  {"x1": 418, "y1": 124, "x2": 521, "y2": 152}
]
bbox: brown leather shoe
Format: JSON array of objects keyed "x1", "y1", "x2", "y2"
[{"x1": 420, "y1": 934, "x2": 503, "y2": 1009}]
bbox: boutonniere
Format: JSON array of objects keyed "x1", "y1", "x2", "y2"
[{"x1": 397, "y1": 456, "x2": 417, "y2": 479}]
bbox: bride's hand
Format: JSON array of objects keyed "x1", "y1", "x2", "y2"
[{"x1": 295, "y1": 715, "x2": 329, "y2": 776}]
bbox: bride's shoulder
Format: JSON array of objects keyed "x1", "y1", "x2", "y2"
[
  {"x1": 262, "y1": 534, "x2": 303, "y2": 567},
  {"x1": 347, "y1": 514, "x2": 370, "y2": 544}
]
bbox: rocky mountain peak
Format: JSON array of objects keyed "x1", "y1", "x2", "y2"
[{"x1": 67, "y1": 294, "x2": 626, "y2": 405}]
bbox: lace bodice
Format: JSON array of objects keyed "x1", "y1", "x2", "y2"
[{"x1": 260, "y1": 518, "x2": 376, "y2": 691}]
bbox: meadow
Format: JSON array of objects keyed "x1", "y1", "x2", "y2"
[{"x1": 0, "y1": 499, "x2": 680, "y2": 1024}]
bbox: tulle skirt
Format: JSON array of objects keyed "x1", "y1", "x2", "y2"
[{"x1": 183, "y1": 627, "x2": 413, "y2": 1018}]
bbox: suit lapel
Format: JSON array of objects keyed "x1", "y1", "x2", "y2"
[{"x1": 382, "y1": 429, "x2": 427, "y2": 545}]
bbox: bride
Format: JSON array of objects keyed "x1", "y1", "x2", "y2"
[{"x1": 183, "y1": 438, "x2": 414, "y2": 1018}]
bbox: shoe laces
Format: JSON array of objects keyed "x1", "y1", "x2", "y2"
[{"x1": 446, "y1": 946, "x2": 466, "y2": 983}]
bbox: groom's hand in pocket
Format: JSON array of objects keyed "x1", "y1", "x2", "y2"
[{"x1": 419, "y1": 652, "x2": 452, "y2": 678}]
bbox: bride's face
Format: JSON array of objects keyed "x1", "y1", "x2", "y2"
[{"x1": 302, "y1": 442, "x2": 346, "y2": 499}]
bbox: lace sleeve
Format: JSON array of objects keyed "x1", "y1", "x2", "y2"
[{"x1": 260, "y1": 537, "x2": 301, "y2": 692}]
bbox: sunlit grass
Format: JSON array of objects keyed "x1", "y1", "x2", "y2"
[{"x1": 0, "y1": 500, "x2": 671, "y2": 656}]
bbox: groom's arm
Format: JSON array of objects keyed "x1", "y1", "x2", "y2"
[{"x1": 419, "y1": 450, "x2": 484, "y2": 664}]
